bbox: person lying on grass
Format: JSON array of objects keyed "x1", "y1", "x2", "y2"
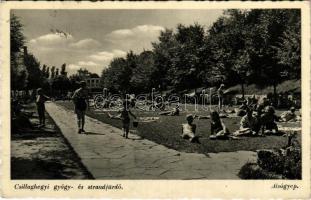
[
  {"x1": 108, "y1": 100, "x2": 137, "y2": 139},
  {"x1": 209, "y1": 110, "x2": 230, "y2": 140},
  {"x1": 279, "y1": 107, "x2": 298, "y2": 122},
  {"x1": 181, "y1": 114, "x2": 200, "y2": 143},
  {"x1": 159, "y1": 104, "x2": 180, "y2": 116},
  {"x1": 260, "y1": 105, "x2": 279, "y2": 135},
  {"x1": 194, "y1": 113, "x2": 230, "y2": 120},
  {"x1": 233, "y1": 109, "x2": 262, "y2": 137}
]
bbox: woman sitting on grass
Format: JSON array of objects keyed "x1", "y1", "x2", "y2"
[
  {"x1": 209, "y1": 110, "x2": 230, "y2": 140},
  {"x1": 235, "y1": 100, "x2": 248, "y2": 117},
  {"x1": 233, "y1": 109, "x2": 262, "y2": 137},
  {"x1": 181, "y1": 114, "x2": 200, "y2": 143},
  {"x1": 261, "y1": 105, "x2": 279, "y2": 135},
  {"x1": 108, "y1": 100, "x2": 137, "y2": 139}
]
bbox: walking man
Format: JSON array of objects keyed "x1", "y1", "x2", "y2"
[
  {"x1": 72, "y1": 81, "x2": 89, "y2": 134},
  {"x1": 36, "y1": 88, "x2": 50, "y2": 127}
]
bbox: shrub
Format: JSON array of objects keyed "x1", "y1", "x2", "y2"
[
  {"x1": 257, "y1": 149, "x2": 284, "y2": 174},
  {"x1": 283, "y1": 148, "x2": 301, "y2": 179},
  {"x1": 238, "y1": 162, "x2": 282, "y2": 179},
  {"x1": 239, "y1": 147, "x2": 301, "y2": 179}
]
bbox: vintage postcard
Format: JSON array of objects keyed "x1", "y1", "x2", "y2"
[{"x1": 0, "y1": 1, "x2": 310, "y2": 198}]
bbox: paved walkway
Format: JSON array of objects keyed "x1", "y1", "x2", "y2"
[{"x1": 46, "y1": 102, "x2": 257, "y2": 179}]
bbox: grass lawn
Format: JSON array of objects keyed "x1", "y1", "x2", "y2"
[{"x1": 57, "y1": 101, "x2": 301, "y2": 154}]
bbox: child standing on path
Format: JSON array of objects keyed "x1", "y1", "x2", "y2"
[
  {"x1": 120, "y1": 100, "x2": 137, "y2": 139},
  {"x1": 36, "y1": 88, "x2": 50, "y2": 127}
]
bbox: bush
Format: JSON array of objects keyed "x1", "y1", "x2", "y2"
[
  {"x1": 238, "y1": 163, "x2": 282, "y2": 179},
  {"x1": 283, "y1": 148, "x2": 301, "y2": 179},
  {"x1": 239, "y1": 147, "x2": 301, "y2": 179},
  {"x1": 257, "y1": 149, "x2": 284, "y2": 174}
]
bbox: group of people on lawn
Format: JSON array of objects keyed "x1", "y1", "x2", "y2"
[
  {"x1": 34, "y1": 82, "x2": 300, "y2": 143},
  {"x1": 181, "y1": 99, "x2": 299, "y2": 143}
]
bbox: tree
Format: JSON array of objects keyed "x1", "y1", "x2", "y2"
[
  {"x1": 24, "y1": 53, "x2": 44, "y2": 89},
  {"x1": 205, "y1": 15, "x2": 238, "y2": 87},
  {"x1": 77, "y1": 68, "x2": 91, "y2": 78},
  {"x1": 101, "y1": 57, "x2": 129, "y2": 93},
  {"x1": 69, "y1": 74, "x2": 82, "y2": 90},
  {"x1": 41, "y1": 64, "x2": 47, "y2": 74},
  {"x1": 51, "y1": 75, "x2": 71, "y2": 95},
  {"x1": 169, "y1": 23, "x2": 206, "y2": 91},
  {"x1": 51, "y1": 65, "x2": 71, "y2": 95},
  {"x1": 130, "y1": 51, "x2": 156, "y2": 93},
  {"x1": 252, "y1": 10, "x2": 299, "y2": 103},
  {"x1": 46, "y1": 66, "x2": 50, "y2": 78},
  {"x1": 99, "y1": 9, "x2": 301, "y2": 98},
  {"x1": 10, "y1": 14, "x2": 28, "y2": 90},
  {"x1": 11, "y1": 55, "x2": 28, "y2": 90},
  {"x1": 50, "y1": 66, "x2": 56, "y2": 79},
  {"x1": 10, "y1": 14, "x2": 25, "y2": 53},
  {"x1": 152, "y1": 29, "x2": 177, "y2": 90},
  {"x1": 275, "y1": 9, "x2": 301, "y2": 79},
  {"x1": 60, "y1": 63, "x2": 67, "y2": 76}
]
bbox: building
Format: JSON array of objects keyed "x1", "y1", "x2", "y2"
[{"x1": 85, "y1": 77, "x2": 100, "y2": 89}]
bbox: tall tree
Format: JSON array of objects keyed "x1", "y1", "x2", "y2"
[
  {"x1": 101, "y1": 57, "x2": 129, "y2": 93},
  {"x1": 41, "y1": 64, "x2": 47, "y2": 74},
  {"x1": 10, "y1": 14, "x2": 25, "y2": 53},
  {"x1": 10, "y1": 14, "x2": 28, "y2": 90},
  {"x1": 24, "y1": 53, "x2": 44, "y2": 89},
  {"x1": 130, "y1": 51, "x2": 156, "y2": 93},
  {"x1": 69, "y1": 74, "x2": 82, "y2": 90},
  {"x1": 275, "y1": 9, "x2": 301, "y2": 80},
  {"x1": 60, "y1": 63, "x2": 67, "y2": 76},
  {"x1": 171, "y1": 24, "x2": 206, "y2": 91},
  {"x1": 152, "y1": 29, "x2": 177, "y2": 90},
  {"x1": 46, "y1": 66, "x2": 50, "y2": 78},
  {"x1": 253, "y1": 10, "x2": 299, "y2": 103},
  {"x1": 50, "y1": 66, "x2": 56, "y2": 79}
]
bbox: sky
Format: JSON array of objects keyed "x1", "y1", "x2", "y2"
[{"x1": 12, "y1": 9, "x2": 223, "y2": 75}]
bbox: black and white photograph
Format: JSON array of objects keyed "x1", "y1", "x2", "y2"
[
  {"x1": 9, "y1": 8, "x2": 303, "y2": 181},
  {"x1": 2, "y1": 2, "x2": 310, "y2": 198}
]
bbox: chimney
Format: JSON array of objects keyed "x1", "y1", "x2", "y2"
[{"x1": 23, "y1": 46, "x2": 28, "y2": 57}]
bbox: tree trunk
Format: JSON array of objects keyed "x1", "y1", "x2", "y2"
[
  {"x1": 273, "y1": 82, "x2": 277, "y2": 106},
  {"x1": 241, "y1": 83, "x2": 245, "y2": 99}
]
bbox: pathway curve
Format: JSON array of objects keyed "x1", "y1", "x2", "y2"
[{"x1": 45, "y1": 102, "x2": 257, "y2": 179}]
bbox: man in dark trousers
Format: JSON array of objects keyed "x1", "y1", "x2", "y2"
[{"x1": 72, "y1": 81, "x2": 89, "y2": 134}]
